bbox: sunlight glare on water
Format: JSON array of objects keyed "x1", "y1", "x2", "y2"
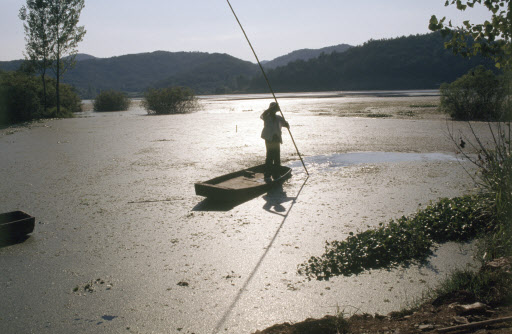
[{"x1": 289, "y1": 152, "x2": 461, "y2": 173}]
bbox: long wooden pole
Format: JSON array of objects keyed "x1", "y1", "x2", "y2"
[
  {"x1": 437, "y1": 316, "x2": 512, "y2": 333},
  {"x1": 226, "y1": 0, "x2": 309, "y2": 176}
]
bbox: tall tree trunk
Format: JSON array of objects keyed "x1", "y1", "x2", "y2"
[
  {"x1": 41, "y1": 69, "x2": 47, "y2": 115},
  {"x1": 56, "y1": 48, "x2": 60, "y2": 115}
]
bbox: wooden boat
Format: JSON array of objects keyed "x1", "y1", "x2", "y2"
[
  {"x1": 195, "y1": 164, "x2": 292, "y2": 201},
  {"x1": 0, "y1": 211, "x2": 35, "y2": 240}
]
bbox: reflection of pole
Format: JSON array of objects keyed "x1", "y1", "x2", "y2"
[
  {"x1": 226, "y1": 0, "x2": 309, "y2": 176},
  {"x1": 211, "y1": 174, "x2": 308, "y2": 334}
]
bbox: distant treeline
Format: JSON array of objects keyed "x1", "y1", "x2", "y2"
[
  {"x1": 59, "y1": 51, "x2": 260, "y2": 98},
  {"x1": 247, "y1": 33, "x2": 496, "y2": 92},
  {"x1": 261, "y1": 44, "x2": 353, "y2": 69},
  {"x1": 0, "y1": 33, "x2": 495, "y2": 98}
]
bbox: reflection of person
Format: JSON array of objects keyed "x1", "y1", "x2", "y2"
[{"x1": 260, "y1": 102, "x2": 289, "y2": 180}]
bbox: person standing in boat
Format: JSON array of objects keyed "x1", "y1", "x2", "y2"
[{"x1": 260, "y1": 102, "x2": 289, "y2": 180}]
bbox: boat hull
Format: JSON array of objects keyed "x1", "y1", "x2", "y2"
[
  {"x1": 0, "y1": 211, "x2": 35, "y2": 240},
  {"x1": 195, "y1": 164, "x2": 291, "y2": 202}
]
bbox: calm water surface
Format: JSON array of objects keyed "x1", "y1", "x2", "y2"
[{"x1": 1, "y1": 90, "x2": 482, "y2": 334}]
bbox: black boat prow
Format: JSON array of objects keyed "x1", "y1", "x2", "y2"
[
  {"x1": 0, "y1": 211, "x2": 35, "y2": 245},
  {"x1": 195, "y1": 164, "x2": 292, "y2": 202}
]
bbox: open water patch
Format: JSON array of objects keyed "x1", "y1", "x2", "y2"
[{"x1": 289, "y1": 152, "x2": 460, "y2": 172}]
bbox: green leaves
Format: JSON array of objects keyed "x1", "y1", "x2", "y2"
[
  {"x1": 429, "y1": 0, "x2": 512, "y2": 70},
  {"x1": 142, "y1": 87, "x2": 198, "y2": 115},
  {"x1": 456, "y1": 0, "x2": 468, "y2": 10},
  {"x1": 298, "y1": 195, "x2": 492, "y2": 280},
  {"x1": 429, "y1": 15, "x2": 446, "y2": 31},
  {"x1": 93, "y1": 90, "x2": 130, "y2": 112},
  {"x1": 439, "y1": 66, "x2": 507, "y2": 121}
]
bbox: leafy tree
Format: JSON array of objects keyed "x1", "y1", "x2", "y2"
[
  {"x1": 440, "y1": 66, "x2": 506, "y2": 120},
  {"x1": 18, "y1": 0, "x2": 85, "y2": 115},
  {"x1": 142, "y1": 87, "x2": 198, "y2": 115},
  {"x1": 0, "y1": 71, "x2": 41, "y2": 124},
  {"x1": 43, "y1": 75, "x2": 82, "y2": 115},
  {"x1": 48, "y1": 0, "x2": 86, "y2": 115},
  {"x1": 429, "y1": 0, "x2": 511, "y2": 70},
  {"x1": 0, "y1": 70, "x2": 80, "y2": 125},
  {"x1": 19, "y1": 0, "x2": 53, "y2": 115},
  {"x1": 93, "y1": 90, "x2": 131, "y2": 112},
  {"x1": 19, "y1": 0, "x2": 85, "y2": 114}
]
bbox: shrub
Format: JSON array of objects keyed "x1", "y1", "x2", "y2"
[
  {"x1": 0, "y1": 71, "x2": 41, "y2": 125},
  {"x1": 93, "y1": 90, "x2": 131, "y2": 112},
  {"x1": 439, "y1": 66, "x2": 507, "y2": 121},
  {"x1": 0, "y1": 71, "x2": 79, "y2": 126},
  {"x1": 142, "y1": 86, "x2": 198, "y2": 115}
]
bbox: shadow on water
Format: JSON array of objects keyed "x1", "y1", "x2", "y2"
[
  {"x1": 193, "y1": 179, "x2": 293, "y2": 212},
  {"x1": 212, "y1": 175, "x2": 309, "y2": 334},
  {"x1": 192, "y1": 182, "x2": 296, "y2": 212},
  {"x1": 192, "y1": 197, "x2": 254, "y2": 212},
  {"x1": 0, "y1": 235, "x2": 31, "y2": 249},
  {"x1": 262, "y1": 184, "x2": 296, "y2": 216}
]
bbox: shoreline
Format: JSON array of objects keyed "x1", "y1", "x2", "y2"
[{"x1": 197, "y1": 89, "x2": 440, "y2": 101}]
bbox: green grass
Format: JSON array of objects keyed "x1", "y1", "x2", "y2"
[{"x1": 434, "y1": 266, "x2": 512, "y2": 306}]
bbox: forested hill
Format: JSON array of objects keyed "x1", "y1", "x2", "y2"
[
  {"x1": 0, "y1": 53, "x2": 94, "y2": 72},
  {"x1": 262, "y1": 44, "x2": 353, "y2": 69},
  {"x1": 0, "y1": 33, "x2": 495, "y2": 97},
  {"x1": 0, "y1": 51, "x2": 259, "y2": 97},
  {"x1": 62, "y1": 51, "x2": 259, "y2": 97},
  {"x1": 247, "y1": 33, "x2": 495, "y2": 92}
]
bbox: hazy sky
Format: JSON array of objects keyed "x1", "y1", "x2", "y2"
[{"x1": 1, "y1": 0, "x2": 493, "y2": 62}]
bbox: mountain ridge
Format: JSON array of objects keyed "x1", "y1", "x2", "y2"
[
  {"x1": 262, "y1": 44, "x2": 353, "y2": 69},
  {"x1": 247, "y1": 33, "x2": 495, "y2": 92},
  {"x1": 0, "y1": 33, "x2": 495, "y2": 97}
]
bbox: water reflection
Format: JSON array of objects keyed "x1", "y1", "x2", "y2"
[{"x1": 289, "y1": 152, "x2": 460, "y2": 172}]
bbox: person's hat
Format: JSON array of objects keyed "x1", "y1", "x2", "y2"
[{"x1": 269, "y1": 102, "x2": 278, "y2": 109}]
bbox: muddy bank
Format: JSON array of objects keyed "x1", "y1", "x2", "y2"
[{"x1": 0, "y1": 94, "x2": 493, "y2": 333}]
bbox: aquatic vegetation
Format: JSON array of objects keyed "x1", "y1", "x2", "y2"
[
  {"x1": 93, "y1": 90, "x2": 130, "y2": 111},
  {"x1": 142, "y1": 86, "x2": 198, "y2": 115},
  {"x1": 397, "y1": 110, "x2": 417, "y2": 117},
  {"x1": 366, "y1": 113, "x2": 391, "y2": 118},
  {"x1": 408, "y1": 104, "x2": 437, "y2": 108},
  {"x1": 298, "y1": 195, "x2": 492, "y2": 280}
]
